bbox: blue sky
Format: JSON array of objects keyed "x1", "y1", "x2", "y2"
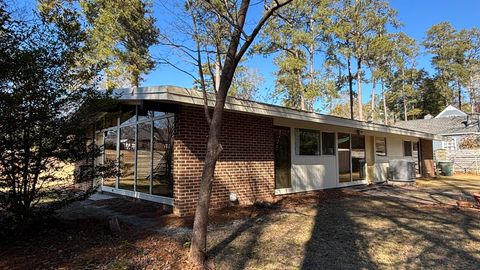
[
  {"x1": 10, "y1": 0, "x2": 480, "y2": 109},
  {"x1": 144, "y1": 0, "x2": 480, "y2": 109}
]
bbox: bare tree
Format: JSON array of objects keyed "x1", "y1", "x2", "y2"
[{"x1": 157, "y1": 0, "x2": 293, "y2": 266}]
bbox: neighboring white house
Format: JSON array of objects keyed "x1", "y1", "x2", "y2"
[{"x1": 395, "y1": 105, "x2": 480, "y2": 173}]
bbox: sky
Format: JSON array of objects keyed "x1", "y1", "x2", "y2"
[
  {"x1": 9, "y1": 0, "x2": 480, "y2": 110},
  {"x1": 143, "y1": 0, "x2": 480, "y2": 110}
]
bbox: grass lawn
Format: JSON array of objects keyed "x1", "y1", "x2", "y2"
[
  {"x1": 208, "y1": 195, "x2": 480, "y2": 269},
  {"x1": 417, "y1": 173, "x2": 480, "y2": 195},
  {"x1": 1, "y1": 177, "x2": 480, "y2": 269}
]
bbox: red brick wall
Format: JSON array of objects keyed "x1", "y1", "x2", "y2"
[{"x1": 172, "y1": 105, "x2": 275, "y2": 216}]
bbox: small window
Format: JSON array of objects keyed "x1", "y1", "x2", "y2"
[
  {"x1": 296, "y1": 129, "x2": 320, "y2": 155},
  {"x1": 375, "y1": 137, "x2": 387, "y2": 156},
  {"x1": 322, "y1": 132, "x2": 335, "y2": 155},
  {"x1": 404, "y1": 141, "x2": 412, "y2": 156},
  {"x1": 442, "y1": 139, "x2": 456, "y2": 151}
]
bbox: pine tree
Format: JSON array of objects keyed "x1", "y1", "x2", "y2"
[
  {"x1": 331, "y1": 0, "x2": 398, "y2": 120},
  {"x1": 80, "y1": 0, "x2": 159, "y2": 89},
  {"x1": 255, "y1": 0, "x2": 335, "y2": 111}
]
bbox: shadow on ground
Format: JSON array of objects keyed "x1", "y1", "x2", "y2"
[{"x1": 208, "y1": 189, "x2": 480, "y2": 269}]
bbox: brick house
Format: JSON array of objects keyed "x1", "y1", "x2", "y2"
[{"x1": 93, "y1": 86, "x2": 439, "y2": 216}]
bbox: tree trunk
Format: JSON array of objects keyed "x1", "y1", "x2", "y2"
[
  {"x1": 356, "y1": 58, "x2": 363, "y2": 121},
  {"x1": 382, "y1": 79, "x2": 387, "y2": 125},
  {"x1": 347, "y1": 53, "x2": 354, "y2": 120},
  {"x1": 188, "y1": 0, "x2": 295, "y2": 265},
  {"x1": 215, "y1": 56, "x2": 221, "y2": 92},
  {"x1": 189, "y1": 55, "x2": 240, "y2": 265},
  {"x1": 296, "y1": 49, "x2": 306, "y2": 111},
  {"x1": 371, "y1": 77, "x2": 376, "y2": 121},
  {"x1": 189, "y1": 103, "x2": 224, "y2": 264},
  {"x1": 458, "y1": 81, "x2": 462, "y2": 110},
  {"x1": 402, "y1": 69, "x2": 407, "y2": 121},
  {"x1": 469, "y1": 81, "x2": 475, "y2": 113},
  {"x1": 308, "y1": 15, "x2": 314, "y2": 111}
]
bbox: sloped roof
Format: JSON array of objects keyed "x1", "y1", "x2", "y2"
[
  {"x1": 435, "y1": 105, "x2": 467, "y2": 118},
  {"x1": 394, "y1": 116, "x2": 480, "y2": 135},
  {"x1": 110, "y1": 86, "x2": 442, "y2": 140}
]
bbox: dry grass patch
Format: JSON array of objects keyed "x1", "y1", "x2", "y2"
[
  {"x1": 417, "y1": 173, "x2": 480, "y2": 195},
  {"x1": 208, "y1": 196, "x2": 480, "y2": 269}
]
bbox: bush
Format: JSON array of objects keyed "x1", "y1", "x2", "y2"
[
  {"x1": 459, "y1": 135, "x2": 480, "y2": 149},
  {"x1": 0, "y1": 3, "x2": 102, "y2": 224}
]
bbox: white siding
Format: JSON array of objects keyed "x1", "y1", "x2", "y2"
[
  {"x1": 374, "y1": 136, "x2": 418, "y2": 182},
  {"x1": 273, "y1": 117, "x2": 423, "y2": 194}
]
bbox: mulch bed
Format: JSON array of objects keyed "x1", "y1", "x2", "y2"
[{"x1": 0, "y1": 218, "x2": 196, "y2": 270}]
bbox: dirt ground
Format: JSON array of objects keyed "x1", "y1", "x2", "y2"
[{"x1": 1, "y1": 176, "x2": 480, "y2": 269}]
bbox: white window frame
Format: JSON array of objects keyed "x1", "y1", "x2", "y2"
[
  {"x1": 375, "y1": 137, "x2": 387, "y2": 156},
  {"x1": 96, "y1": 105, "x2": 175, "y2": 205},
  {"x1": 295, "y1": 128, "x2": 321, "y2": 156}
]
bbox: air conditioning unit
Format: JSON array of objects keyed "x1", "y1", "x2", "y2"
[{"x1": 388, "y1": 159, "x2": 416, "y2": 182}]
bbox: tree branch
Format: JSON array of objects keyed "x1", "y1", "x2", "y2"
[{"x1": 236, "y1": 0, "x2": 294, "y2": 62}]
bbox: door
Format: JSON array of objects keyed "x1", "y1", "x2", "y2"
[
  {"x1": 337, "y1": 133, "x2": 351, "y2": 183},
  {"x1": 351, "y1": 134, "x2": 366, "y2": 181},
  {"x1": 274, "y1": 126, "x2": 291, "y2": 189},
  {"x1": 337, "y1": 133, "x2": 366, "y2": 183}
]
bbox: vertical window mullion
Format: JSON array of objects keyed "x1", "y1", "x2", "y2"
[
  {"x1": 115, "y1": 117, "x2": 120, "y2": 189},
  {"x1": 318, "y1": 131, "x2": 322, "y2": 156},
  {"x1": 134, "y1": 106, "x2": 138, "y2": 193},
  {"x1": 349, "y1": 134, "x2": 352, "y2": 182},
  {"x1": 150, "y1": 120, "x2": 154, "y2": 195}
]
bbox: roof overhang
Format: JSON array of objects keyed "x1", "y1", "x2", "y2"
[{"x1": 111, "y1": 86, "x2": 443, "y2": 141}]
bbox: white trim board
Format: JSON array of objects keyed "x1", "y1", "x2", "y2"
[
  {"x1": 101, "y1": 186, "x2": 174, "y2": 205},
  {"x1": 110, "y1": 86, "x2": 442, "y2": 141}
]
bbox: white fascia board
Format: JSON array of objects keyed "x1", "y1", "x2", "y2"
[
  {"x1": 439, "y1": 132, "x2": 480, "y2": 136},
  {"x1": 112, "y1": 86, "x2": 440, "y2": 140}
]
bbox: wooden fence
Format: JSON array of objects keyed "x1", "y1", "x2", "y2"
[{"x1": 435, "y1": 149, "x2": 480, "y2": 174}]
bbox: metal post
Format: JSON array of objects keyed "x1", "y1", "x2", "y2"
[
  {"x1": 115, "y1": 117, "x2": 120, "y2": 189},
  {"x1": 134, "y1": 106, "x2": 138, "y2": 193},
  {"x1": 150, "y1": 119, "x2": 154, "y2": 195}
]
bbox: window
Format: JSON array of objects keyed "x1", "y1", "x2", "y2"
[
  {"x1": 296, "y1": 129, "x2": 320, "y2": 155},
  {"x1": 103, "y1": 129, "x2": 118, "y2": 187},
  {"x1": 152, "y1": 118, "x2": 174, "y2": 197},
  {"x1": 136, "y1": 122, "x2": 152, "y2": 194},
  {"x1": 119, "y1": 125, "x2": 135, "y2": 191},
  {"x1": 375, "y1": 137, "x2": 387, "y2": 156},
  {"x1": 322, "y1": 132, "x2": 335, "y2": 155},
  {"x1": 403, "y1": 141, "x2": 412, "y2": 157},
  {"x1": 99, "y1": 105, "x2": 174, "y2": 198},
  {"x1": 442, "y1": 139, "x2": 456, "y2": 151}
]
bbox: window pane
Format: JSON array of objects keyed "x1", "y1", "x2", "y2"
[
  {"x1": 119, "y1": 125, "x2": 135, "y2": 191},
  {"x1": 338, "y1": 133, "x2": 351, "y2": 183},
  {"x1": 375, "y1": 137, "x2": 387, "y2": 156},
  {"x1": 322, "y1": 132, "x2": 335, "y2": 155},
  {"x1": 136, "y1": 122, "x2": 151, "y2": 194},
  {"x1": 152, "y1": 117, "x2": 174, "y2": 197},
  {"x1": 413, "y1": 142, "x2": 420, "y2": 173},
  {"x1": 103, "y1": 115, "x2": 118, "y2": 129},
  {"x1": 274, "y1": 126, "x2": 291, "y2": 189},
  {"x1": 119, "y1": 109, "x2": 136, "y2": 126},
  {"x1": 297, "y1": 129, "x2": 320, "y2": 155},
  {"x1": 94, "y1": 131, "x2": 104, "y2": 166},
  {"x1": 138, "y1": 110, "x2": 167, "y2": 121},
  {"x1": 103, "y1": 129, "x2": 117, "y2": 187},
  {"x1": 351, "y1": 135, "x2": 366, "y2": 181},
  {"x1": 404, "y1": 141, "x2": 412, "y2": 156}
]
